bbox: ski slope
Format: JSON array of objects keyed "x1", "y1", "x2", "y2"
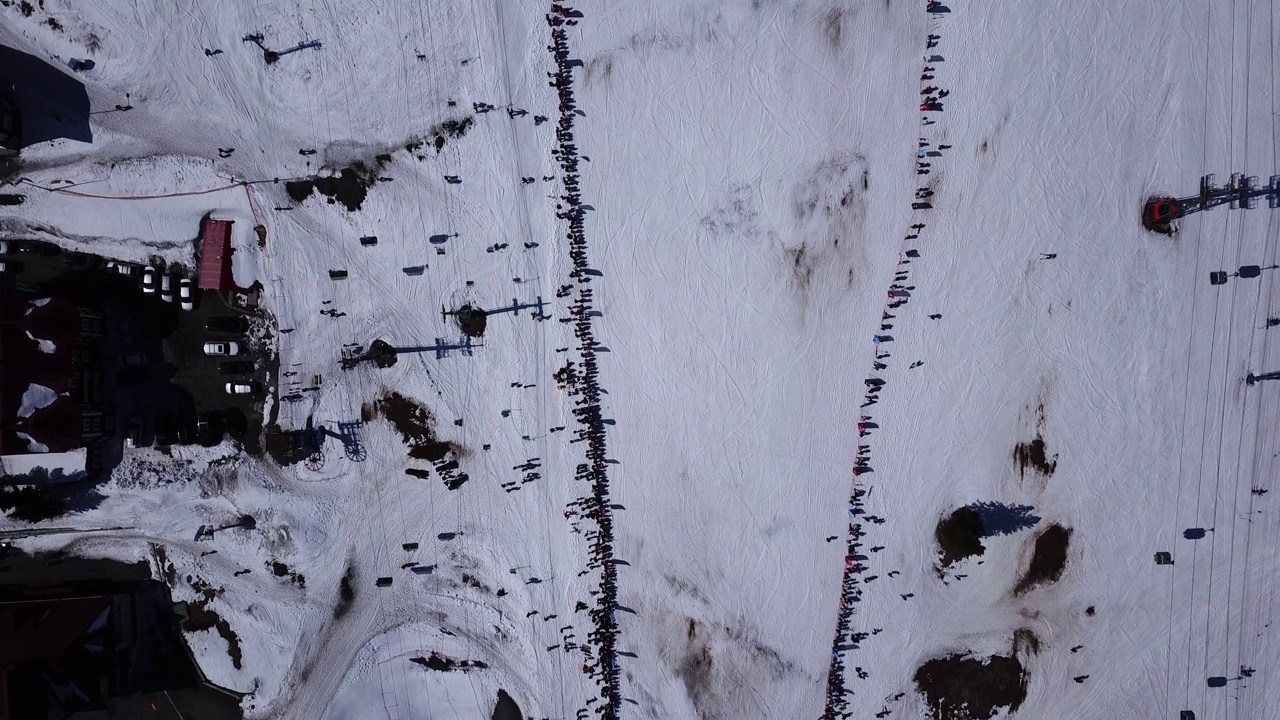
[{"x1": 3, "y1": 0, "x2": 1280, "y2": 718}]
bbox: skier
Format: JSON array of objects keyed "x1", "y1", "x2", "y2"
[
  {"x1": 1040, "y1": 253, "x2": 1057, "y2": 260},
  {"x1": 928, "y1": 313, "x2": 942, "y2": 319}
]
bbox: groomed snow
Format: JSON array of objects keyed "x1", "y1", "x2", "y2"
[{"x1": 2, "y1": 0, "x2": 1278, "y2": 718}]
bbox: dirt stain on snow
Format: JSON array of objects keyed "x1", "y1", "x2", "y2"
[
  {"x1": 285, "y1": 161, "x2": 382, "y2": 212},
  {"x1": 584, "y1": 53, "x2": 616, "y2": 87},
  {"x1": 913, "y1": 651, "x2": 1028, "y2": 720},
  {"x1": 821, "y1": 5, "x2": 857, "y2": 51},
  {"x1": 368, "y1": 391, "x2": 454, "y2": 462},
  {"x1": 935, "y1": 505, "x2": 986, "y2": 570},
  {"x1": 1013, "y1": 523, "x2": 1072, "y2": 595}
]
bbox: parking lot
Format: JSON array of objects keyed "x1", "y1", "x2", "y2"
[{"x1": 1, "y1": 239, "x2": 269, "y2": 463}]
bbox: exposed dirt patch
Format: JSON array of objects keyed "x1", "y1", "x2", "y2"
[
  {"x1": 371, "y1": 391, "x2": 453, "y2": 461},
  {"x1": 585, "y1": 54, "x2": 616, "y2": 85},
  {"x1": 17, "y1": 1, "x2": 33, "y2": 17},
  {"x1": 268, "y1": 559, "x2": 306, "y2": 588},
  {"x1": 455, "y1": 304, "x2": 488, "y2": 337},
  {"x1": 936, "y1": 506, "x2": 986, "y2": 568},
  {"x1": 914, "y1": 652, "x2": 1028, "y2": 720},
  {"x1": 45, "y1": 16, "x2": 59, "y2": 30},
  {"x1": 822, "y1": 6, "x2": 848, "y2": 49},
  {"x1": 0, "y1": 194, "x2": 26, "y2": 205},
  {"x1": 285, "y1": 159, "x2": 387, "y2": 212},
  {"x1": 410, "y1": 651, "x2": 488, "y2": 672},
  {"x1": 182, "y1": 600, "x2": 243, "y2": 670},
  {"x1": 678, "y1": 643, "x2": 715, "y2": 715},
  {"x1": 492, "y1": 689, "x2": 523, "y2": 720},
  {"x1": 404, "y1": 116, "x2": 475, "y2": 159},
  {"x1": 1015, "y1": 523, "x2": 1072, "y2": 594},
  {"x1": 368, "y1": 391, "x2": 470, "y2": 489},
  {"x1": 149, "y1": 543, "x2": 177, "y2": 586},
  {"x1": 1012, "y1": 628, "x2": 1040, "y2": 656},
  {"x1": 461, "y1": 573, "x2": 491, "y2": 593},
  {"x1": 1013, "y1": 434, "x2": 1057, "y2": 479},
  {"x1": 334, "y1": 563, "x2": 355, "y2": 619}
]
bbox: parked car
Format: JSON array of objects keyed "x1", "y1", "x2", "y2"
[
  {"x1": 205, "y1": 316, "x2": 250, "y2": 334},
  {"x1": 196, "y1": 411, "x2": 224, "y2": 445},
  {"x1": 160, "y1": 273, "x2": 174, "y2": 302},
  {"x1": 203, "y1": 341, "x2": 240, "y2": 356},
  {"x1": 0, "y1": 240, "x2": 9, "y2": 254},
  {"x1": 218, "y1": 360, "x2": 255, "y2": 375},
  {"x1": 117, "y1": 316, "x2": 132, "y2": 337},
  {"x1": 106, "y1": 260, "x2": 137, "y2": 276},
  {"x1": 225, "y1": 381, "x2": 258, "y2": 395},
  {"x1": 141, "y1": 266, "x2": 158, "y2": 293},
  {"x1": 179, "y1": 278, "x2": 196, "y2": 311},
  {"x1": 0, "y1": 260, "x2": 22, "y2": 273},
  {"x1": 121, "y1": 351, "x2": 147, "y2": 367}
]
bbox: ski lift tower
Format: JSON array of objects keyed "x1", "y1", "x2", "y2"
[{"x1": 1144, "y1": 173, "x2": 1280, "y2": 233}]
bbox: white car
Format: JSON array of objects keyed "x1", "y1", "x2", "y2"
[
  {"x1": 0, "y1": 240, "x2": 8, "y2": 254},
  {"x1": 141, "y1": 266, "x2": 158, "y2": 293},
  {"x1": 160, "y1": 273, "x2": 174, "y2": 302},
  {"x1": 225, "y1": 381, "x2": 258, "y2": 395},
  {"x1": 179, "y1": 278, "x2": 196, "y2": 311},
  {"x1": 203, "y1": 341, "x2": 240, "y2": 356}
]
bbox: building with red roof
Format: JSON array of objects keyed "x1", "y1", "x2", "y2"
[{"x1": 197, "y1": 214, "x2": 235, "y2": 291}]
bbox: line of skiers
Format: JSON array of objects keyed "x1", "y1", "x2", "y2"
[
  {"x1": 548, "y1": 8, "x2": 624, "y2": 719},
  {"x1": 824, "y1": 9, "x2": 950, "y2": 718}
]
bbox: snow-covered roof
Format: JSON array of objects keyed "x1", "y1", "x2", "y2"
[
  {"x1": 17, "y1": 383, "x2": 57, "y2": 419},
  {"x1": 0, "y1": 448, "x2": 85, "y2": 476}
]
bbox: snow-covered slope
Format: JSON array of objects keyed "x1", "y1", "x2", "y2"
[{"x1": 3, "y1": 0, "x2": 1279, "y2": 718}]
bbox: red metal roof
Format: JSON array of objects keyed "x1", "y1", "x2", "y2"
[{"x1": 197, "y1": 217, "x2": 234, "y2": 291}]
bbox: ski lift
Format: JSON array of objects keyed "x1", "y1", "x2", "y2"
[
  {"x1": 1149, "y1": 199, "x2": 1180, "y2": 220},
  {"x1": 359, "y1": 236, "x2": 378, "y2": 246},
  {"x1": 1154, "y1": 551, "x2": 1174, "y2": 565},
  {"x1": 402, "y1": 542, "x2": 419, "y2": 551},
  {"x1": 1180, "y1": 712, "x2": 1195, "y2": 720},
  {"x1": 375, "y1": 577, "x2": 393, "y2": 588},
  {"x1": 1209, "y1": 271, "x2": 1228, "y2": 286},
  {"x1": 329, "y1": 269, "x2": 348, "y2": 279}
]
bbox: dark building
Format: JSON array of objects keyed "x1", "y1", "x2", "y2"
[
  {"x1": 0, "y1": 288, "x2": 107, "y2": 472},
  {"x1": 0, "y1": 548, "x2": 244, "y2": 720},
  {"x1": 0, "y1": 43, "x2": 92, "y2": 152}
]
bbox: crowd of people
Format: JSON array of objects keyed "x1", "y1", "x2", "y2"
[
  {"x1": 822, "y1": 4, "x2": 954, "y2": 718},
  {"x1": 546, "y1": 5, "x2": 624, "y2": 718}
]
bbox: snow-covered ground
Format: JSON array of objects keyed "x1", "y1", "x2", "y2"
[{"x1": 3, "y1": 0, "x2": 1280, "y2": 718}]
